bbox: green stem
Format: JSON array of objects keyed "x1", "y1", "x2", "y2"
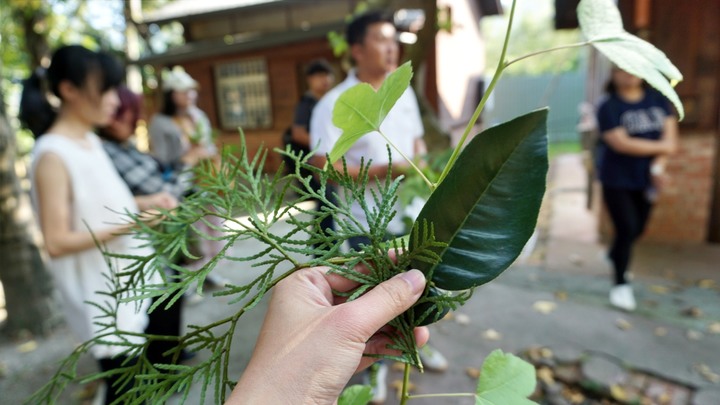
[
  {"x1": 436, "y1": 0, "x2": 518, "y2": 185},
  {"x1": 408, "y1": 392, "x2": 477, "y2": 399},
  {"x1": 400, "y1": 363, "x2": 412, "y2": 405},
  {"x1": 377, "y1": 129, "x2": 434, "y2": 190},
  {"x1": 505, "y1": 40, "x2": 592, "y2": 68}
]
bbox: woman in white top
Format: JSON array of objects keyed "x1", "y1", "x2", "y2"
[{"x1": 20, "y1": 45, "x2": 175, "y2": 404}]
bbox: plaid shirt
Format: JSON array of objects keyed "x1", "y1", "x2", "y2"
[{"x1": 102, "y1": 140, "x2": 191, "y2": 199}]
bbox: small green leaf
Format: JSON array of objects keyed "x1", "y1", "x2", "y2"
[
  {"x1": 578, "y1": 0, "x2": 684, "y2": 119},
  {"x1": 410, "y1": 109, "x2": 548, "y2": 290},
  {"x1": 338, "y1": 385, "x2": 373, "y2": 405},
  {"x1": 329, "y1": 62, "x2": 413, "y2": 162},
  {"x1": 476, "y1": 350, "x2": 538, "y2": 405}
]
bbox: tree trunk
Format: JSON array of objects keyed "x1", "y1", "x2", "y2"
[{"x1": 0, "y1": 76, "x2": 58, "y2": 337}]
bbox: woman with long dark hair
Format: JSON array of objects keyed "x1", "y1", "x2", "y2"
[
  {"x1": 21, "y1": 45, "x2": 173, "y2": 403},
  {"x1": 596, "y1": 67, "x2": 678, "y2": 311}
]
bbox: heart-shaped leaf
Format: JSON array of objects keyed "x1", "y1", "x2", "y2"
[
  {"x1": 329, "y1": 61, "x2": 413, "y2": 163},
  {"x1": 578, "y1": 0, "x2": 684, "y2": 119},
  {"x1": 410, "y1": 109, "x2": 548, "y2": 291},
  {"x1": 338, "y1": 385, "x2": 373, "y2": 405},
  {"x1": 475, "y1": 350, "x2": 537, "y2": 405}
]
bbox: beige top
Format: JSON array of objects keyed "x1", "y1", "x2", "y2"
[{"x1": 31, "y1": 133, "x2": 158, "y2": 358}]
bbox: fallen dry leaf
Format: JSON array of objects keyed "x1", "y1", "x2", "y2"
[
  {"x1": 455, "y1": 313, "x2": 471, "y2": 325},
  {"x1": 686, "y1": 330, "x2": 704, "y2": 341},
  {"x1": 561, "y1": 387, "x2": 585, "y2": 404},
  {"x1": 17, "y1": 340, "x2": 37, "y2": 353},
  {"x1": 694, "y1": 363, "x2": 720, "y2": 384},
  {"x1": 554, "y1": 291, "x2": 568, "y2": 301},
  {"x1": 482, "y1": 329, "x2": 502, "y2": 341},
  {"x1": 697, "y1": 279, "x2": 716, "y2": 289},
  {"x1": 648, "y1": 285, "x2": 670, "y2": 294},
  {"x1": 654, "y1": 327, "x2": 668, "y2": 337},
  {"x1": 708, "y1": 322, "x2": 720, "y2": 334},
  {"x1": 681, "y1": 307, "x2": 703, "y2": 318},
  {"x1": 465, "y1": 367, "x2": 480, "y2": 379},
  {"x1": 442, "y1": 312, "x2": 455, "y2": 321},
  {"x1": 540, "y1": 347, "x2": 553, "y2": 359},
  {"x1": 656, "y1": 392, "x2": 672, "y2": 404},
  {"x1": 615, "y1": 318, "x2": 633, "y2": 330},
  {"x1": 533, "y1": 300, "x2": 557, "y2": 314},
  {"x1": 537, "y1": 367, "x2": 555, "y2": 385},
  {"x1": 610, "y1": 384, "x2": 628, "y2": 401}
]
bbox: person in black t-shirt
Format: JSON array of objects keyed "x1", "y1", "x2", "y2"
[
  {"x1": 596, "y1": 67, "x2": 678, "y2": 311},
  {"x1": 284, "y1": 60, "x2": 336, "y2": 256},
  {"x1": 284, "y1": 59, "x2": 334, "y2": 176}
]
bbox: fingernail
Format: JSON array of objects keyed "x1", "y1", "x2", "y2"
[{"x1": 399, "y1": 269, "x2": 426, "y2": 293}]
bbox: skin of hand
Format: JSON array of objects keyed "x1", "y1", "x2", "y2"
[
  {"x1": 228, "y1": 267, "x2": 429, "y2": 404},
  {"x1": 135, "y1": 192, "x2": 178, "y2": 211},
  {"x1": 34, "y1": 152, "x2": 135, "y2": 257},
  {"x1": 182, "y1": 144, "x2": 214, "y2": 166}
]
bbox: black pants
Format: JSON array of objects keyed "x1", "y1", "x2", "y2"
[
  {"x1": 602, "y1": 186, "x2": 653, "y2": 285},
  {"x1": 145, "y1": 288, "x2": 185, "y2": 366},
  {"x1": 312, "y1": 185, "x2": 337, "y2": 257},
  {"x1": 97, "y1": 291, "x2": 184, "y2": 404},
  {"x1": 98, "y1": 356, "x2": 136, "y2": 405}
]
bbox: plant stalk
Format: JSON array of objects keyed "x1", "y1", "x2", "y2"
[
  {"x1": 408, "y1": 392, "x2": 477, "y2": 399},
  {"x1": 436, "y1": 0, "x2": 518, "y2": 185},
  {"x1": 378, "y1": 129, "x2": 434, "y2": 190},
  {"x1": 400, "y1": 363, "x2": 412, "y2": 405},
  {"x1": 505, "y1": 40, "x2": 592, "y2": 68}
]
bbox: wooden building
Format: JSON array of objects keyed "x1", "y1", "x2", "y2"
[{"x1": 138, "y1": 0, "x2": 498, "y2": 172}]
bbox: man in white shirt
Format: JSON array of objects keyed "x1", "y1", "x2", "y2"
[
  {"x1": 310, "y1": 11, "x2": 426, "y2": 241},
  {"x1": 309, "y1": 11, "x2": 445, "y2": 404}
]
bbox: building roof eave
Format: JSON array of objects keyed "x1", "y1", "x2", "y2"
[
  {"x1": 133, "y1": 22, "x2": 345, "y2": 66},
  {"x1": 141, "y1": 0, "x2": 291, "y2": 25}
]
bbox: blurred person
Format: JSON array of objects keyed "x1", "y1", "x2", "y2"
[
  {"x1": 20, "y1": 45, "x2": 172, "y2": 404},
  {"x1": 98, "y1": 85, "x2": 197, "y2": 366},
  {"x1": 148, "y1": 67, "x2": 214, "y2": 173},
  {"x1": 596, "y1": 67, "x2": 678, "y2": 311},
  {"x1": 309, "y1": 11, "x2": 446, "y2": 403},
  {"x1": 148, "y1": 68, "x2": 227, "y2": 290},
  {"x1": 283, "y1": 59, "x2": 336, "y2": 256}
]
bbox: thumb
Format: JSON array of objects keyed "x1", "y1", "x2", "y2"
[{"x1": 343, "y1": 270, "x2": 426, "y2": 338}]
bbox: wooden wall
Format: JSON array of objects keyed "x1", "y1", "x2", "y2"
[
  {"x1": 605, "y1": 0, "x2": 720, "y2": 243},
  {"x1": 176, "y1": 38, "x2": 339, "y2": 173}
]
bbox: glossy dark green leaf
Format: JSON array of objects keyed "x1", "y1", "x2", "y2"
[{"x1": 410, "y1": 109, "x2": 548, "y2": 290}]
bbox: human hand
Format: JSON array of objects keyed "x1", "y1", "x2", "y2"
[
  {"x1": 182, "y1": 145, "x2": 215, "y2": 166},
  {"x1": 136, "y1": 192, "x2": 178, "y2": 211},
  {"x1": 228, "y1": 267, "x2": 428, "y2": 404}
]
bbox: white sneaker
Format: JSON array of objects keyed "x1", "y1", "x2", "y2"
[
  {"x1": 419, "y1": 344, "x2": 448, "y2": 372},
  {"x1": 363, "y1": 362, "x2": 388, "y2": 404},
  {"x1": 609, "y1": 284, "x2": 637, "y2": 311}
]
